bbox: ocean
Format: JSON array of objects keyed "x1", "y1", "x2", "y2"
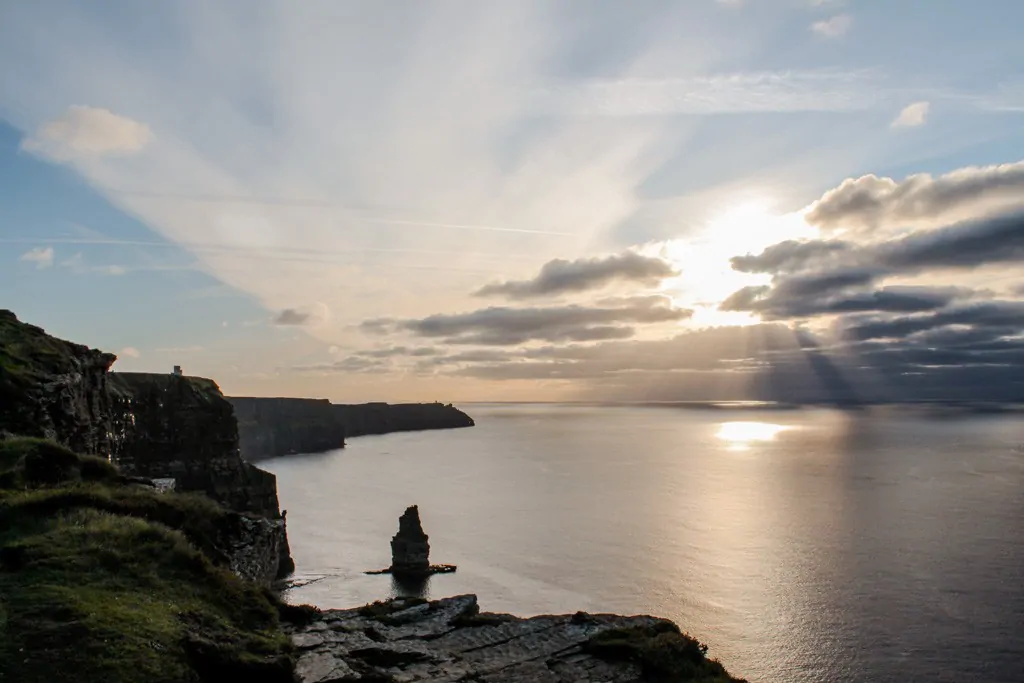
[{"x1": 260, "y1": 403, "x2": 1024, "y2": 682}]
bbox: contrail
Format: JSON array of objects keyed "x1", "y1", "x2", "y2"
[
  {"x1": 99, "y1": 188, "x2": 574, "y2": 235},
  {"x1": 0, "y1": 237, "x2": 538, "y2": 260},
  {"x1": 0, "y1": 238, "x2": 514, "y2": 272}
]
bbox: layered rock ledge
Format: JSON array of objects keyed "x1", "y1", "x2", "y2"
[{"x1": 290, "y1": 595, "x2": 745, "y2": 683}]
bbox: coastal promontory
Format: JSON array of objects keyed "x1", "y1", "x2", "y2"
[{"x1": 228, "y1": 396, "x2": 475, "y2": 460}]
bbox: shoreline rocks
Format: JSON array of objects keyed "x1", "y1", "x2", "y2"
[{"x1": 288, "y1": 594, "x2": 747, "y2": 683}]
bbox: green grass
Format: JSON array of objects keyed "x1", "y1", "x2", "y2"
[
  {"x1": 0, "y1": 311, "x2": 105, "y2": 440},
  {"x1": 582, "y1": 622, "x2": 747, "y2": 683},
  {"x1": 0, "y1": 437, "x2": 119, "y2": 489},
  {"x1": 0, "y1": 310, "x2": 78, "y2": 380},
  {"x1": 0, "y1": 437, "x2": 297, "y2": 683}
]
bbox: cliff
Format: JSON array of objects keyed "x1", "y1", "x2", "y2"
[
  {"x1": 229, "y1": 397, "x2": 347, "y2": 460},
  {"x1": 0, "y1": 310, "x2": 292, "y2": 580},
  {"x1": 332, "y1": 401, "x2": 475, "y2": 437},
  {"x1": 108, "y1": 373, "x2": 283, "y2": 518},
  {"x1": 0, "y1": 436, "x2": 305, "y2": 683},
  {"x1": 228, "y1": 397, "x2": 475, "y2": 460},
  {"x1": 0, "y1": 309, "x2": 115, "y2": 455}
]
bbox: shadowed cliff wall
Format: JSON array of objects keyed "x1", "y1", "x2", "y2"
[
  {"x1": 108, "y1": 373, "x2": 282, "y2": 518},
  {"x1": 0, "y1": 310, "x2": 293, "y2": 579},
  {"x1": 228, "y1": 397, "x2": 475, "y2": 460}
]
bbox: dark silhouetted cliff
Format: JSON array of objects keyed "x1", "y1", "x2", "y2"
[
  {"x1": 0, "y1": 309, "x2": 292, "y2": 580},
  {"x1": 228, "y1": 397, "x2": 474, "y2": 460}
]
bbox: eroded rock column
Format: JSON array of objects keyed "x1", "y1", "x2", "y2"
[{"x1": 390, "y1": 505, "x2": 430, "y2": 576}]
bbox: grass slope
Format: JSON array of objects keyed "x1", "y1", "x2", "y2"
[
  {"x1": 0, "y1": 437, "x2": 298, "y2": 683},
  {"x1": 583, "y1": 621, "x2": 748, "y2": 682}
]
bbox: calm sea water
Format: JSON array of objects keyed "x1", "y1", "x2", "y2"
[{"x1": 260, "y1": 404, "x2": 1024, "y2": 682}]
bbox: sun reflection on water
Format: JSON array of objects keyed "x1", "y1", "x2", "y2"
[{"x1": 716, "y1": 421, "x2": 790, "y2": 449}]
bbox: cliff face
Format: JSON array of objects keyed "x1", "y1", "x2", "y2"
[
  {"x1": 0, "y1": 310, "x2": 292, "y2": 581},
  {"x1": 108, "y1": 373, "x2": 282, "y2": 518},
  {"x1": 108, "y1": 372, "x2": 294, "y2": 578},
  {"x1": 230, "y1": 397, "x2": 346, "y2": 461},
  {"x1": 228, "y1": 397, "x2": 475, "y2": 460},
  {"x1": 0, "y1": 310, "x2": 115, "y2": 455},
  {"x1": 334, "y1": 401, "x2": 476, "y2": 437}
]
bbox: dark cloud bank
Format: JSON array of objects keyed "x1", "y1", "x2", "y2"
[
  {"x1": 713, "y1": 165, "x2": 1024, "y2": 404},
  {"x1": 331, "y1": 167, "x2": 1024, "y2": 404},
  {"x1": 362, "y1": 296, "x2": 691, "y2": 346}
]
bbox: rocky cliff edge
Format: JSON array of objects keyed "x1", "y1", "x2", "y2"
[{"x1": 290, "y1": 594, "x2": 746, "y2": 683}]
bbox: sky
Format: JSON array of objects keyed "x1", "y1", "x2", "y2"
[{"x1": 2, "y1": 0, "x2": 1024, "y2": 403}]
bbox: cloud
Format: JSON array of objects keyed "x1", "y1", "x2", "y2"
[
  {"x1": 119, "y1": 346, "x2": 141, "y2": 358},
  {"x1": 811, "y1": 14, "x2": 852, "y2": 37},
  {"x1": 726, "y1": 209, "x2": 1024, "y2": 321},
  {"x1": 731, "y1": 239, "x2": 850, "y2": 274},
  {"x1": 21, "y1": 105, "x2": 153, "y2": 161},
  {"x1": 719, "y1": 159, "x2": 1024, "y2": 398},
  {"x1": 363, "y1": 297, "x2": 691, "y2": 346},
  {"x1": 390, "y1": 320, "x2": 1024, "y2": 403},
  {"x1": 360, "y1": 346, "x2": 439, "y2": 358},
  {"x1": 840, "y1": 301, "x2": 1024, "y2": 341},
  {"x1": 96, "y1": 264, "x2": 127, "y2": 276},
  {"x1": 722, "y1": 283, "x2": 966, "y2": 320},
  {"x1": 272, "y1": 309, "x2": 311, "y2": 326},
  {"x1": 289, "y1": 356, "x2": 392, "y2": 375},
  {"x1": 545, "y1": 69, "x2": 881, "y2": 116},
  {"x1": 881, "y1": 210, "x2": 1024, "y2": 269},
  {"x1": 475, "y1": 251, "x2": 677, "y2": 299},
  {"x1": 725, "y1": 162, "x2": 1024, "y2": 331},
  {"x1": 19, "y1": 246, "x2": 54, "y2": 269},
  {"x1": 804, "y1": 161, "x2": 1024, "y2": 235},
  {"x1": 891, "y1": 101, "x2": 930, "y2": 128},
  {"x1": 413, "y1": 324, "x2": 804, "y2": 378},
  {"x1": 271, "y1": 303, "x2": 331, "y2": 327}
]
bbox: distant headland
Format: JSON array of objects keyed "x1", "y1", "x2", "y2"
[{"x1": 227, "y1": 396, "x2": 475, "y2": 460}]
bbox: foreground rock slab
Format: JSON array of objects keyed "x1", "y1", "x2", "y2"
[{"x1": 289, "y1": 594, "x2": 745, "y2": 682}]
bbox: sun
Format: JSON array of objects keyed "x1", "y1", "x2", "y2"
[{"x1": 653, "y1": 200, "x2": 815, "y2": 327}]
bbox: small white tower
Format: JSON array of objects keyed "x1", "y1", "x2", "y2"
[{"x1": 172, "y1": 365, "x2": 183, "y2": 376}]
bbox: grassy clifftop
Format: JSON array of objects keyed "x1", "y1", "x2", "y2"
[
  {"x1": 0, "y1": 310, "x2": 116, "y2": 455},
  {"x1": 0, "y1": 437, "x2": 305, "y2": 683}
]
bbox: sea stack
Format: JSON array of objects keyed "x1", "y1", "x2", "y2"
[{"x1": 390, "y1": 505, "x2": 430, "y2": 576}]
